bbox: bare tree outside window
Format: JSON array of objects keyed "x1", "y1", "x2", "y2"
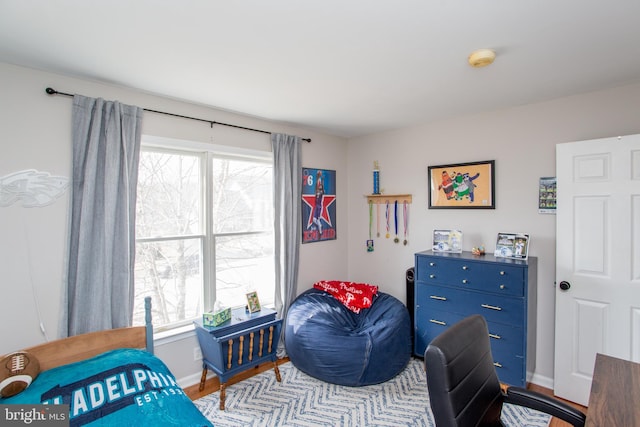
[{"x1": 133, "y1": 144, "x2": 275, "y2": 331}]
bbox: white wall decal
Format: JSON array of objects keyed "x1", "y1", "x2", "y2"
[{"x1": 0, "y1": 169, "x2": 69, "y2": 208}]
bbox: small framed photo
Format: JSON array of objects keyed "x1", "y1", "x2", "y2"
[
  {"x1": 538, "y1": 177, "x2": 557, "y2": 214},
  {"x1": 246, "y1": 291, "x2": 261, "y2": 313},
  {"x1": 432, "y1": 229, "x2": 463, "y2": 253},
  {"x1": 495, "y1": 232, "x2": 530, "y2": 259}
]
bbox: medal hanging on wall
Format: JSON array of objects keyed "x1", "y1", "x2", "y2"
[
  {"x1": 385, "y1": 201, "x2": 390, "y2": 239},
  {"x1": 394, "y1": 201, "x2": 400, "y2": 243},
  {"x1": 376, "y1": 203, "x2": 380, "y2": 238},
  {"x1": 403, "y1": 200, "x2": 409, "y2": 245},
  {"x1": 367, "y1": 200, "x2": 374, "y2": 252}
]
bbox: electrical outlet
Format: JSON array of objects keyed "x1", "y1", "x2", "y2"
[{"x1": 193, "y1": 347, "x2": 202, "y2": 361}]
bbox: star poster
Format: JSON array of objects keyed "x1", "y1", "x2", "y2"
[{"x1": 301, "y1": 168, "x2": 336, "y2": 243}]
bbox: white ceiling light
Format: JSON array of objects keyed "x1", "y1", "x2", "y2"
[{"x1": 468, "y1": 49, "x2": 496, "y2": 68}]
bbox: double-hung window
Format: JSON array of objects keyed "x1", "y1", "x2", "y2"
[{"x1": 132, "y1": 137, "x2": 275, "y2": 332}]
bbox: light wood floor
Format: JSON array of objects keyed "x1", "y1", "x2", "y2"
[
  {"x1": 184, "y1": 357, "x2": 290, "y2": 401},
  {"x1": 527, "y1": 383, "x2": 587, "y2": 427},
  {"x1": 184, "y1": 358, "x2": 587, "y2": 426}
]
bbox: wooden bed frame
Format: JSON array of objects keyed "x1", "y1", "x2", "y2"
[{"x1": 10, "y1": 297, "x2": 154, "y2": 371}]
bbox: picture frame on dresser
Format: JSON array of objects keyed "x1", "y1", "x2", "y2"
[
  {"x1": 432, "y1": 229, "x2": 463, "y2": 253},
  {"x1": 495, "y1": 232, "x2": 530, "y2": 259},
  {"x1": 428, "y1": 160, "x2": 495, "y2": 209}
]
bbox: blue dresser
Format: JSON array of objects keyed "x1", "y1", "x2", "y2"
[{"x1": 414, "y1": 250, "x2": 537, "y2": 386}]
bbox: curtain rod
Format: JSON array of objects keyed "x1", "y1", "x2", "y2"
[{"x1": 45, "y1": 87, "x2": 311, "y2": 143}]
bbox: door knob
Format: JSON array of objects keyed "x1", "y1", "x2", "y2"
[{"x1": 559, "y1": 281, "x2": 571, "y2": 291}]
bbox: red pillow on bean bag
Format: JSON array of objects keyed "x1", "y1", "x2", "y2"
[{"x1": 313, "y1": 280, "x2": 378, "y2": 313}]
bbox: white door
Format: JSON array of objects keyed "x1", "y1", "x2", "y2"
[{"x1": 554, "y1": 134, "x2": 640, "y2": 406}]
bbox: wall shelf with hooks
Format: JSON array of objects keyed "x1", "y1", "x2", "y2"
[{"x1": 365, "y1": 194, "x2": 412, "y2": 204}]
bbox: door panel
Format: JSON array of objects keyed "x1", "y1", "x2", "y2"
[
  {"x1": 574, "y1": 298, "x2": 606, "y2": 375},
  {"x1": 573, "y1": 197, "x2": 607, "y2": 274},
  {"x1": 633, "y1": 195, "x2": 640, "y2": 280},
  {"x1": 555, "y1": 134, "x2": 640, "y2": 406}
]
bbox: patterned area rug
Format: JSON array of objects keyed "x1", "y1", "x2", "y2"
[{"x1": 193, "y1": 359, "x2": 551, "y2": 427}]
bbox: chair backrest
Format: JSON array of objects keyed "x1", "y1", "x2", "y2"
[{"x1": 424, "y1": 315, "x2": 504, "y2": 427}]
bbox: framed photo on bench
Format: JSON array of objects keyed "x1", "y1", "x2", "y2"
[{"x1": 246, "y1": 291, "x2": 261, "y2": 313}]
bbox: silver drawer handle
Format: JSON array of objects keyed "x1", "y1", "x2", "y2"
[
  {"x1": 493, "y1": 362, "x2": 503, "y2": 368},
  {"x1": 462, "y1": 279, "x2": 468, "y2": 284},
  {"x1": 429, "y1": 262, "x2": 435, "y2": 266},
  {"x1": 430, "y1": 295, "x2": 447, "y2": 301},
  {"x1": 429, "y1": 319, "x2": 446, "y2": 326},
  {"x1": 481, "y1": 304, "x2": 503, "y2": 311},
  {"x1": 500, "y1": 271, "x2": 505, "y2": 275},
  {"x1": 499, "y1": 284, "x2": 505, "y2": 290},
  {"x1": 489, "y1": 333, "x2": 501, "y2": 340},
  {"x1": 462, "y1": 265, "x2": 468, "y2": 270},
  {"x1": 429, "y1": 274, "x2": 436, "y2": 279}
]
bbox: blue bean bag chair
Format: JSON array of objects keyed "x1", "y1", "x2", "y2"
[{"x1": 284, "y1": 288, "x2": 411, "y2": 386}]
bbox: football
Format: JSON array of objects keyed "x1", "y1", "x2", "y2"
[{"x1": 0, "y1": 351, "x2": 40, "y2": 398}]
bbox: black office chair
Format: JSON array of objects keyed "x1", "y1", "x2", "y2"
[{"x1": 424, "y1": 315, "x2": 586, "y2": 427}]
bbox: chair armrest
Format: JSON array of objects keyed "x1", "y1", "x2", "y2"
[{"x1": 504, "y1": 387, "x2": 586, "y2": 427}]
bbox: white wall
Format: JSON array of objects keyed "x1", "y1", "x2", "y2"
[
  {"x1": 346, "y1": 81, "x2": 640, "y2": 387},
  {"x1": 4, "y1": 60, "x2": 640, "y2": 389},
  {"x1": 0, "y1": 62, "x2": 348, "y2": 384}
]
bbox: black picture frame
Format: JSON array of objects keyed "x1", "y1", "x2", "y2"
[{"x1": 428, "y1": 160, "x2": 495, "y2": 209}]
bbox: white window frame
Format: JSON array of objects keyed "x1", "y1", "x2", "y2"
[{"x1": 136, "y1": 135, "x2": 274, "y2": 334}]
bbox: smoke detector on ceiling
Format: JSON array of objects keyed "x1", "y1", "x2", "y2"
[{"x1": 468, "y1": 49, "x2": 496, "y2": 68}]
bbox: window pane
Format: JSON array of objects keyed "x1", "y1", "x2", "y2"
[
  {"x1": 133, "y1": 239, "x2": 203, "y2": 328},
  {"x1": 134, "y1": 140, "x2": 276, "y2": 332},
  {"x1": 215, "y1": 233, "x2": 275, "y2": 309},
  {"x1": 211, "y1": 158, "x2": 272, "y2": 233},
  {"x1": 137, "y1": 150, "x2": 201, "y2": 237}
]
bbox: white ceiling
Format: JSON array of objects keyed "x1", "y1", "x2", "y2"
[{"x1": 2, "y1": 1, "x2": 640, "y2": 138}]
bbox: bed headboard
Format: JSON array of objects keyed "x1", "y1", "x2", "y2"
[{"x1": 14, "y1": 296, "x2": 154, "y2": 371}]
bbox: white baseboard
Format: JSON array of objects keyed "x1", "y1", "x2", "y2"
[
  {"x1": 177, "y1": 371, "x2": 214, "y2": 389},
  {"x1": 529, "y1": 372, "x2": 554, "y2": 390}
]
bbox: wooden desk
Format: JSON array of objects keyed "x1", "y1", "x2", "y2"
[{"x1": 585, "y1": 353, "x2": 640, "y2": 426}]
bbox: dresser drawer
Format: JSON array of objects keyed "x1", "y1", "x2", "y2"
[
  {"x1": 416, "y1": 256, "x2": 525, "y2": 296},
  {"x1": 416, "y1": 283, "x2": 524, "y2": 326},
  {"x1": 486, "y1": 321, "x2": 525, "y2": 358},
  {"x1": 413, "y1": 308, "x2": 463, "y2": 356},
  {"x1": 490, "y1": 350, "x2": 525, "y2": 386},
  {"x1": 413, "y1": 309, "x2": 524, "y2": 368}
]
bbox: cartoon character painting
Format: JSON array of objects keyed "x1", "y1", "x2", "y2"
[
  {"x1": 462, "y1": 172, "x2": 480, "y2": 202},
  {"x1": 429, "y1": 160, "x2": 494, "y2": 208},
  {"x1": 438, "y1": 171, "x2": 454, "y2": 200},
  {"x1": 452, "y1": 172, "x2": 469, "y2": 200}
]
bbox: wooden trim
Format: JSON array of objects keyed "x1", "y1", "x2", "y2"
[
  {"x1": 21, "y1": 326, "x2": 146, "y2": 371},
  {"x1": 365, "y1": 194, "x2": 412, "y2": 204},
  {"x1": 6, "y1": 297, "x2": 153, "y2": 371}
]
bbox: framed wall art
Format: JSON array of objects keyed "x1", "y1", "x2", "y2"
[
  {"x1": 301, "y1": 168, "x2": 337, "y2": 243},
  {"x1": 538, "y1": 177, "x2": 556, "y2": 214},
  {"x1": 428, "y1": 160, "x2": 495, "y2": 209}
]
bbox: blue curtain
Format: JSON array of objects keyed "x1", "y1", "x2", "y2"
[
  {"x1": 271, "y1": 133, "x2": 301, "y2": 357},
  {"x1": 62, "y1": 95, "x2": 143, "y2": 336}
]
